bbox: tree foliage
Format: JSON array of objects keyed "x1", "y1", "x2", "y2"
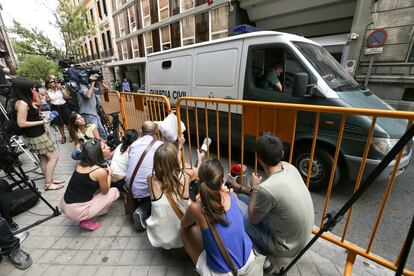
[
  {"x1": 17, "y1": 54, "x2": 61, "y2": 81},
  {"x1": 9, "y1": 21, "x2": 64, "y2": 61},
  {"x1": 57, "y1": 1, "x2": 95, "y2": 57}
]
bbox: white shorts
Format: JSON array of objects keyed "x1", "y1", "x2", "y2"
[{"x1": 196, "y1": 250, "x2": 261, "y2": 276}]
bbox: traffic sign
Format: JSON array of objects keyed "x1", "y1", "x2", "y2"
[
  {"x1": 367, "y1": 29, "x2": 388, "y2": 48},
  {"x1": 365, "y1": 47, "x2": 383, "y2": 55}
]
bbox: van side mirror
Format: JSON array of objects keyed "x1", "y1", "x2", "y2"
[{"x1": 292, "y1": 73, "x2": 309, "y2": 98}]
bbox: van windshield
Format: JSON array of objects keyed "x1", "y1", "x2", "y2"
[{"x1": 293, "y1": 42, "x2": 360, "y2": 92}]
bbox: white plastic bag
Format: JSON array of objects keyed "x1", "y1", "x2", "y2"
[{"x1": 159, "y1": 113, "x2": 186, "y2": 142}]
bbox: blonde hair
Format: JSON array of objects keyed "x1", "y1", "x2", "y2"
[{"x1": 153, "y1": 142, "x2": 182, "y2": 197}]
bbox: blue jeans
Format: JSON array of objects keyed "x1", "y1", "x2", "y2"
[
  {"x1": 238, "y1": 194, "x2": 272, "y2": 255},
  {"x1": 82, "y1": 113, "x2": 107, "y2": 140},
  {"x1": 0, "y1": 216, "x2": 19, "y2": 258}
]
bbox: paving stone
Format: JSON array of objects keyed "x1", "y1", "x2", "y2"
[
  {"x1": 118, "y1": 250, "x2": 140, "y2": 265},
  {"x1": 125, "y1": 236, "x2": 143, "y2": 250},
  {"x1": 315, "y1": 261, "x2": 341, "y2": 275},
  {"x1": 23, "y1": 263, "x2": 50, "y2": 276},
  {"x1": 55, "y1": 249, "x2": 77, "y2": 265},
  {"x1": 38, "y1": 249, "x2": 63, "y2": 264},
  {"x1": 111, "y1": 237, "x2": 130, "y2": 250},
  {"x1": 60, "y1": 265, "x2": 82, "y2": 276},
  {"x1": 95, "y1": 265, "x2": 116, "y2": 275},
  {"x1": 80, "y1": 237, "x2": 101, "y2": 250},
  {"x1": 147, "y1": 265, "x2": 167, "y2": 276},
  {"x1": 112, "y1": 265, "x2": 133, "y2": 276},
  {"x1": 62, "y1": 226, "x2": 81, "y2": 237},
  {"x1": 183, "y1": 266, "x2": 199, "y2": 276},
  {"x1": 297, "y1": 262, "x2": 320, "y2": 276},
  {"x1": 95, "y1": 237, "x2": 115, "y2": 250},
  {"x1": 89, "y1": 224, "x2": 109, "y2": 237},
  {"x1": 52, "y1": 237, "x2": 73, "y2": 249},
  {"x1": 104, "y1": 225, "x2": 123, "y2": 236},
  {"x1": 78, "y1": 265, "x2": 98, "y2": 276},
  {"x1": 118, "y1": 224, "x2": 136, "y2": 236},
  {"x1": 85, "y1": 249, "x2": 123, "y2": 265},
  {"x1": 165, "y1": 266, "x2": 185, "y2": 276},
  {"x1": 130, "y1": 266, "x2": 150, "y2": 276},
  {"x1": 135, "y1": 249, "x2": 155, "y2": 266},
  {"x1": 44, "y1": 264, "x2": 66, "y2": 275},
  {"x1": 67, "y1": 250, "x2": 93, "y2": 265},
  {"x1": 151, "y1": 249, "x2": 171, "y2": 266}
]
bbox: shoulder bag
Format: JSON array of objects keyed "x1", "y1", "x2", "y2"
[{"x1": 124, "y1": 139, "x2": 156, "y2": 215}]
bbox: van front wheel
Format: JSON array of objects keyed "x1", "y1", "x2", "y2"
[{"x1": 293, "y1": 146, "x2": 340, "y2": 191}]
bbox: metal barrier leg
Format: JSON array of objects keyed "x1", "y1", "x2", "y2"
[{"x1": 344, "y1": 251, "x2": 356, "y2": 276}]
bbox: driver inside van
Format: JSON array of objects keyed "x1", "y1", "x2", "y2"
[{"x1": 261, "y1": 63, "x2": 283, "y2": 92}]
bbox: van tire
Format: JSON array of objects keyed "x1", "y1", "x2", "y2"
[{"x1": 293, "y1": 146, "x2": 340, "y2": 191}]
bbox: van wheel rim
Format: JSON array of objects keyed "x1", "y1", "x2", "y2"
[{"x1": 298, "y1": 155, "x2": 324, "y2": 180}]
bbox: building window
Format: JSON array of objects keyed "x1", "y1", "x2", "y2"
[
  {"x1": 195, "y1": 12, "x2": 208, "y2": 43},
  {"x1": 170, "y1": 0, "x2": 180, "y2": 15},
  {"x1": 181, "y1": 16, "x2": 195, "y2": 46},
  {"x1": 131, "y1": 36, "x2": 140, "y2": 58},
  {"x1": 89, "y1": 8, "x2": 95, "y2": 24},
  {"x1": 121, "y1": 40, "x2": 128, "y2": 59},
  {"x1": 408, "y1": 41, "x2": 414, "y2": 62},
  {"x1": 181, "y1": 0, "x2": 194, "y2": 12},
  {"x1": 158, "y1": 0, "x2": 169, "y2": 21},
  {"x1": 128, "y1": 5, "x2": 137, "y2": 32},
  {"x1": 97, "y1": 0, "x2": 103, "y2": 20},
  {"x1": 101, "y1": 32, "x2": 107, "y2": 51},
  {"x1": 102, "y1": 0, "x2": 108, "y2": 16},
  {"x1": 160, "y1": 25, "x2": 171, "y2": 50},
  {"x1": 107, "y1": 30, "x2": 112, "y2": 49},
  {"x1": 118, "y1": 13, "x2": 125, "y2": 36},
  {"x1": 141, "y1": 0, "x2": 151, "y2": 28},
  {"x1": 144, "y1": 31, "x2": 153, "y2": 55},
  {"x1": 210, "y1": 5, "x2": 228, "y2": 40}
]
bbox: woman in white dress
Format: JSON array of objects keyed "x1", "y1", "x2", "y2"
[{"x1": 146, "y1": 142, "x2": 204, "y2": 249}]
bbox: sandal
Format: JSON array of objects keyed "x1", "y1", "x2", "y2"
[
  {"x1": 45, "y1": 183, "x2": 64, "y2": 191},
  {"x1": 53, "y1": 179, "x2": 65, "y2": 184}
]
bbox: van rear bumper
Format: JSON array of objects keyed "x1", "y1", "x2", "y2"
[{"x1": 344, "y1": 149, "x2": 412, "y2": 183}]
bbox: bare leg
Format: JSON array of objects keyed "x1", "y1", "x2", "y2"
[
  {"x1": 38, "y1": 154, "x2": 47, "y2": 175},
  {"x1": 181, "y1": 224, "x2": 204, "y2": 264},
  {"x1": 43, "y1": 151, "x2": 59, "y2": 184},
  {"x1": 58, "y1": 125, "x2": 66, "y2": 142}
]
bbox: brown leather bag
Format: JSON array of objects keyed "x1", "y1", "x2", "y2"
[
  {"x1": 165, "y1": 193, "x2": 184, "y2": 219},
  {"x1": 124, "y1": 139, "x2": 156, "y2": 215},
  {"x1": 202, "y1": 211, "x2": 238, "y2": 276}
]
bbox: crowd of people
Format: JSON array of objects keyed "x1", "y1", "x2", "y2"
[{"x1": 2, "y1": 69, "x2": 315, "y2": 274}]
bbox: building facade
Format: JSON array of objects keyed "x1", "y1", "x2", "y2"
[
  {"x1": 0, "y1": 4, "x2": 17, "y2": 74},
  {"x1": 238, "y1": 0, "x2": 414, "y2": 106},
  {"x1": 70, "y1": 0, "x2": 118, "y2": 83},
  {"x1": 108, "y1": 0, "x2": 250, "y2": 90}
]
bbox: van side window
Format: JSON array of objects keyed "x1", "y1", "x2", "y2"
[{"x1": 251, "y1": 48, "x2": 306, "y2": 94}]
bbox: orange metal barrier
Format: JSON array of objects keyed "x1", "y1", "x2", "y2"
[
  {"x1": 118, "y1": 92, "x2": 171, "y2": 133},
  {"x1": 175, "y1": 97, "x2": 414, "y2": 276}
]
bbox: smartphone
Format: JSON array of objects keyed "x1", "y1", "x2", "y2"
[{"x1": 201, "y1": 137, "x2": 212, "y2": 152}]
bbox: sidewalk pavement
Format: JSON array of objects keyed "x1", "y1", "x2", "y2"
[{"x1": 0, "y1": 139, "x2": 395, "y2": 276}]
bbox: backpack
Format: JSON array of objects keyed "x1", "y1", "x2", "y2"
[
  {"x1": 5, "y1": 109, "x2": 24, "y2": 137},
  {"x1": 0, "y1": 188, "x2": 39, "y2": 217}
]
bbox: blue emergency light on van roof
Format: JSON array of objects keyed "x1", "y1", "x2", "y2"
[{"x1": 231, "y1": 24, "x2": 261, "y2": 35}]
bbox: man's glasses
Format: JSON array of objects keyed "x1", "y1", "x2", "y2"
[{"x1": 49, "y1": 80, "x2": 56, "y2": 84}]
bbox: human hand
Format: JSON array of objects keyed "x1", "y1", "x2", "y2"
[
  {"x1": 178, "y1": 134, "x2": 185, "y2": 146},
  {"x1": 106, "y1": 166, "x2": 113, "y2": 176},
  {"x1": 197, "y1": 149, "x2": 206, "y2": 161},
  {"x1": 251, "y1": 172, "x2": 262, "y2": 188}
]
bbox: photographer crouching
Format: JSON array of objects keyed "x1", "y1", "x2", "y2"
[{"x1": 77, "y1": 74, "x2": 107, "y2": 140}]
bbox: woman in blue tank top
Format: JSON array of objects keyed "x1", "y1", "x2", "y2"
[{"x1": 181, "y1": 159, "x2": 262, "y2": 276}]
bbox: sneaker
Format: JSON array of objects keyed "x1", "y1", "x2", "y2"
[
  {"x1": 79, "y1": 219, "x2": 100, "y2": 231},
  {"x1": 14, "y1": 231, "x2": 30, "y2": 244},
  {"x1": 7, "y1": 248, "x2": 33, "y2": 270},
  {"x1": 132, "y1": 208, "x2": 147, "y2": 231},
  {"x1": 263, "y1": 256, "x2": 274, "y2": 273}
]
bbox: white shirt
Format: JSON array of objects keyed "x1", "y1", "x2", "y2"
[
  {"x1": 110, "y1": 144, "x2": 130, "y2": 177},
  {"x1": 47, "y1": 89, "x2": 66, "y2": 105}
]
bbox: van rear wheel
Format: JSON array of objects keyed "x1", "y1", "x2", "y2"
[{"x1": 293, "y1": 146, "x2": 340, "y2": 191}]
